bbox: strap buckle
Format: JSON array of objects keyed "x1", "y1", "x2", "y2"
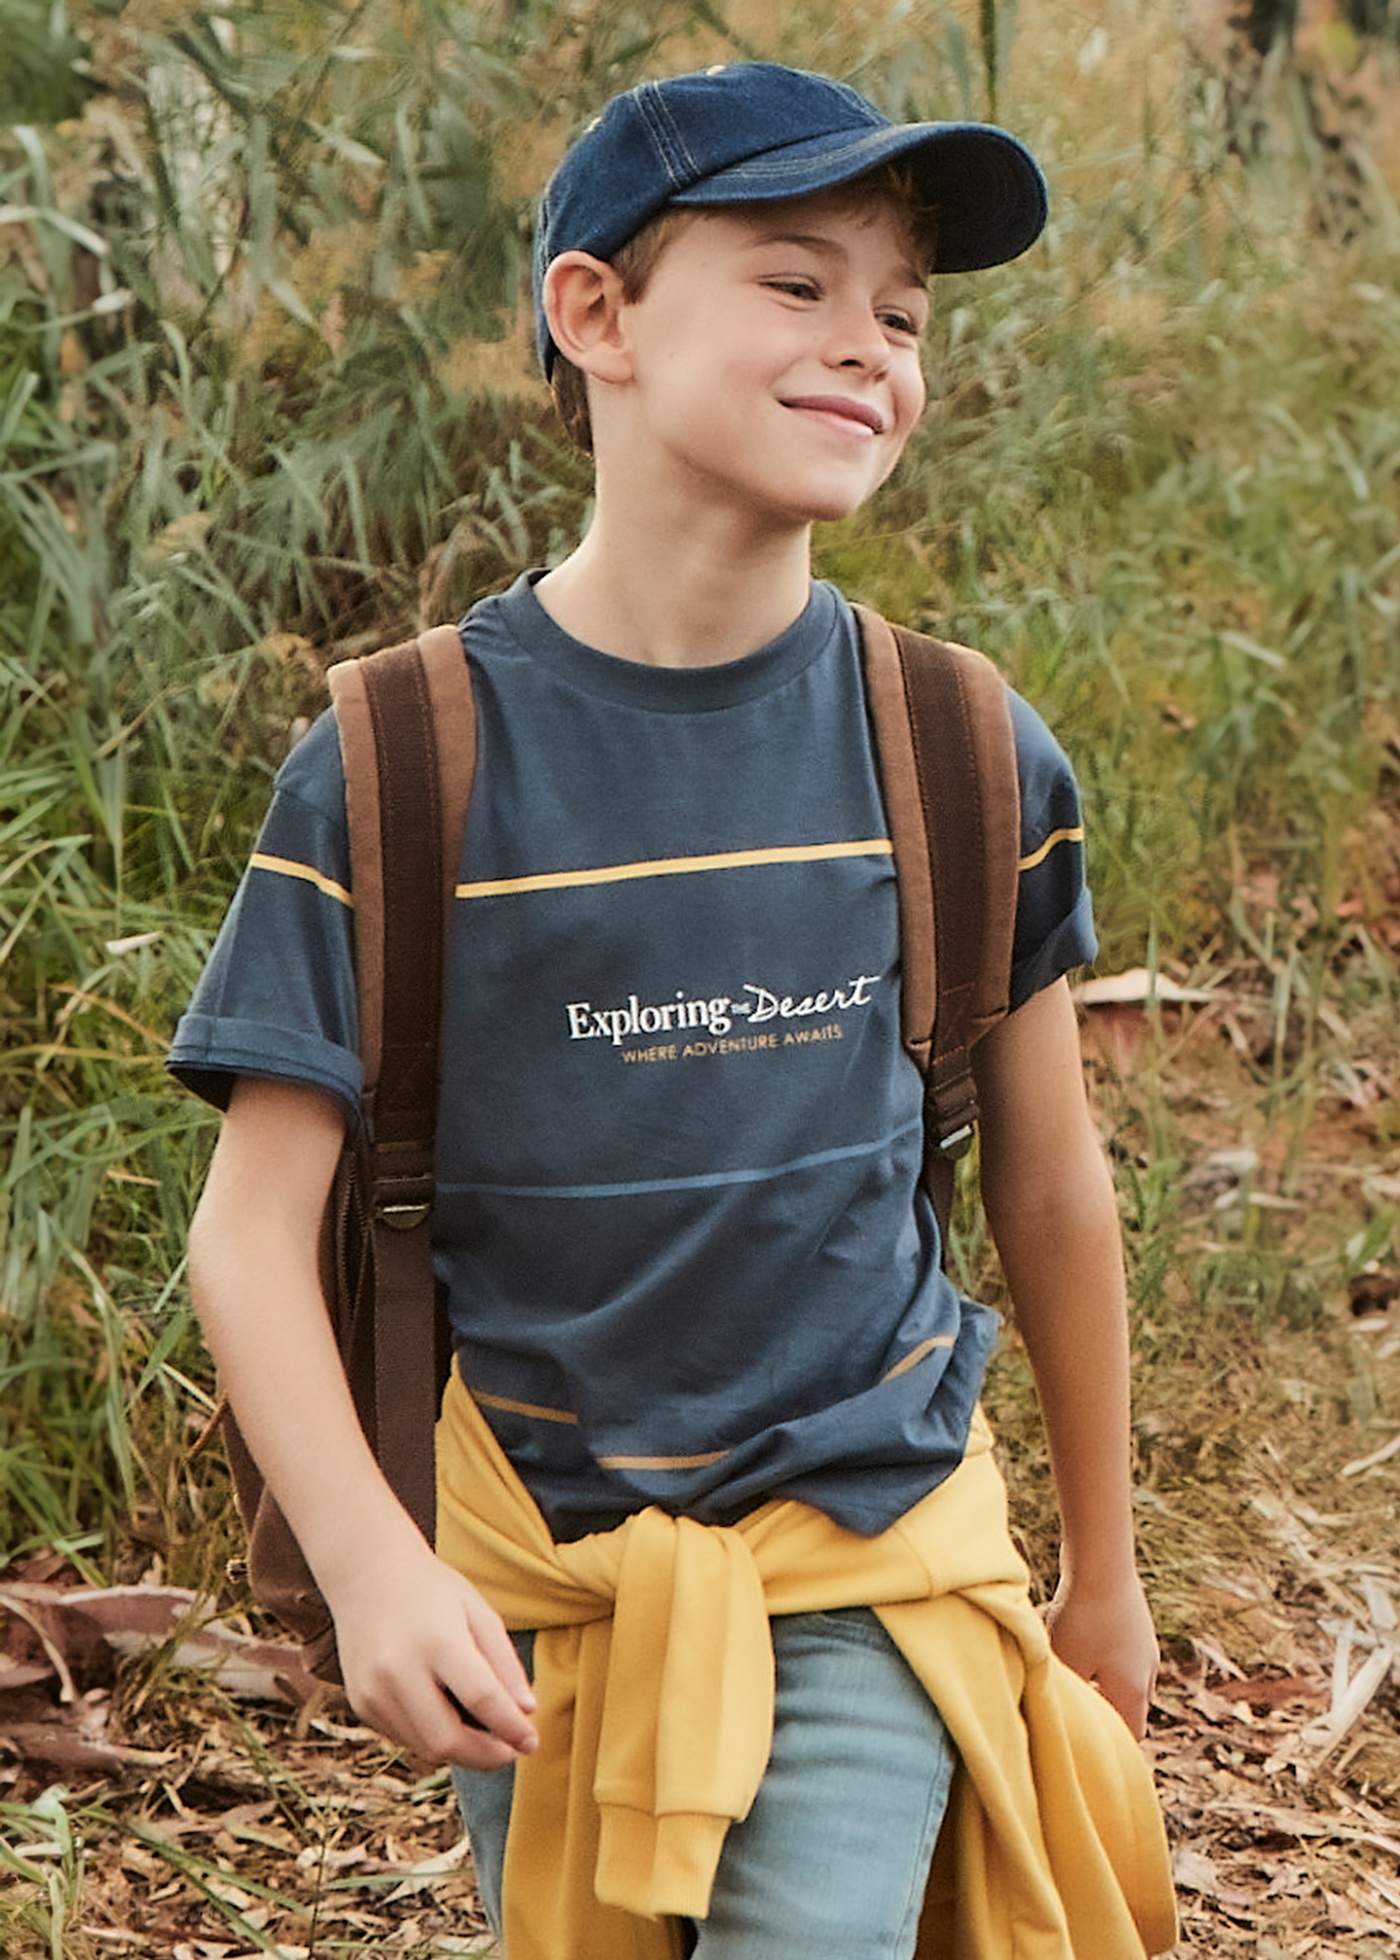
[
  {"x1": 926, "y1": 1043, "x2": 977, "y2": 1162},
  {"x1": 371, "y1": 1172, "x2": 434, "y2": 1231},
  {"x1": 934, "y1": 1122, "x2": 976, "y2": 1161}
]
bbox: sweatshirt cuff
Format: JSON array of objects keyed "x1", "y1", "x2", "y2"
[{"x1": 595, "y1": 1803, "x2": 730, "y2": 1920}]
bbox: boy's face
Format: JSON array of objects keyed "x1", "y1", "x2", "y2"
[{"x1": 588, "y1": 191, "x2": 930, "y2": 528}]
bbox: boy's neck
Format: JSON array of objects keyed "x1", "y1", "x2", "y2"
[{"x1": 532, "y1": 505, "x2": 814, "y2": 672}]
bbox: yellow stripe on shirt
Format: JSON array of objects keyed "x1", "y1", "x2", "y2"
[
  {"x1": 477, "y1": 1343, "x2": 958, "y2": 1468},
  {"x1": 248, "y1": 852, "x2": 353, "y2": 909},
  {"x1": 474, "y1": 1389, "x2": 581, "y2": 1426},
  {"x1": 596, "y1": 1448, "x2": 732, "y2": 1471},
  {"x1": 247, "y1": 833, "x2": 1076, "y2": 907},
  {"x1": 456, "y1": 839, "x2": 893, "y2": 901},
  {"x1": 473, "y1": 1392, "x2": 729, "y2": 1469},
  {"x1": 881, "y1": 1335, "x2": 956, "y2": 1384},
  {"x1": 1017, "y1": 825, "x2": 1084, "y2": 873}
]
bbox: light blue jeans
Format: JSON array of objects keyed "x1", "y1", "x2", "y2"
[{"x1": 451, "y1": 1606, "x2": 957, "y2": 1959}]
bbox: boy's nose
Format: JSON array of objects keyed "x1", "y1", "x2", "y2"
[
  {"x1": 832, "y1": 343, "x2": 891, "y2": 379},
  {"x1": 823, "y1": 310, "x2": 892, "y2": 374}
]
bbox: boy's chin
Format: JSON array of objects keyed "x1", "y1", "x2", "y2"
[
  {"x1": 775, "y1": 466, "x2": 899, "y2": 528},
  {"x1": 780, "y1": 489, "x2": 876, "y2": 526}
]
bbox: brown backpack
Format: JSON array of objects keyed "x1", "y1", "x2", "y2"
[{"x1": 191, "y1": 603, "x2": 1021, "y2": 1691}]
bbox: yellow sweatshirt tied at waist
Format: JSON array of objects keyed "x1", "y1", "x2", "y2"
[{"x1": 435, "y1": 1356, "x2": 1177, "y2": 1960}]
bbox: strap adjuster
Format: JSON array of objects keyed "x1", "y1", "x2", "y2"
[
  {"x1": 935, "y1": 1122, "x2": 975, "y2": 1160},
  {"x1": 372, "y1": 1172, "x2": 434, "y2": 1230}
]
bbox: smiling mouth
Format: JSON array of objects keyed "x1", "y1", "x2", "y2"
[{"x1": 783, "y1": 404, "x2": 880, "y2": 439}]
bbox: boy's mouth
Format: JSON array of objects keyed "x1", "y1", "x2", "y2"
[{"x1": 780, "y1": 395, "x2": 885, "y2": 436}]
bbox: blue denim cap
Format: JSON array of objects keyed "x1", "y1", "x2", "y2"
[{"x1": 532, "y1": 60, "x2": 1048, "y2": 381}]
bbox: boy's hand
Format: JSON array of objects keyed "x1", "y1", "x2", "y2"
[
  {"x1": 1041, "y1": 1568, "x2": 1160, "y2": 1742},
  {"x1": 322, "y1": 1524, "x2": 539, "y2": 1772}
]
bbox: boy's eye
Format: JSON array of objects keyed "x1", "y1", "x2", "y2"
[{"x1": 762, "y1": 280, "x2": 920, "y2": 335}]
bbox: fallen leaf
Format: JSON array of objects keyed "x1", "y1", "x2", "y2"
[
  {"x1": 1075, "y1": 966, "x2": 1219, "y2": 1006},
  {"x1": 1173, "y1": 1845, "x2": 1220, "y2": 1891},
  {"x1": 1213, "y1": 1673, "x2": 1330, "y2": 1711},
  {"x1": 0, "y1": 1582, "x2": 333, "y2": 1706},
  {"x1": 0, "y1": 1722, "x2": 178, "y2": 1772}
]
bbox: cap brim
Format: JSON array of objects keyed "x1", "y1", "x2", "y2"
[{"x1": 666, "y1": 120, "x2": 1048, "y2": 273}]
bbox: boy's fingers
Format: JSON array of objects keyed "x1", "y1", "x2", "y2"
[
  {"x1": 442, "y1": 1665, "x2": 538, "y2": 1755},
  {"x1": 388, "y1": 1677, "x2": 523, "y2": 1770},
  {"x1": 448, "y1": 1733, "x2": 522, "y2": 1771},
  {"x1": 467, "y1": 1602, "x2": 537, "y2": 1712},
  {"x1": 442, "y1": 1682, "x2": 489, "y2": 1730},
  {"x1": 400, "y1": 1690, "x2": 518, "y2": 1769},
  {"x1": 430, "y1": 1706, "x2": 520, "y2": 1771}
]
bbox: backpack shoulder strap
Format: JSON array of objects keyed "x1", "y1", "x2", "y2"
[
  {"x1": 326, "y1": 620, "x2": 475, "y2": 1540},
  {"x1": 327, "y1": 624, "x2": 475, "y2": 1130},
  {"x1": 851, "y1": 605, "x2": 1020, "y2": 1257}
]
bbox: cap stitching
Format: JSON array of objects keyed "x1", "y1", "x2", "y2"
[
  {"x1": 701, "y1": 127, "x2": 937, "y2": 180},
  {"x1": 646, "y1": 83, "x2": 702, "y2": 180},
  {"x1": 634, "y1": 82, "x2": 689, "y2": 189}
]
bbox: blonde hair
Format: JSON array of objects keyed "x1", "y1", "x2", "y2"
[{"x1": 546, "y1": 159, "x2": 939, "y2": 457}]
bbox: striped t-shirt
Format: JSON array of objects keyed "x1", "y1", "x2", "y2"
[{"x1": 168, "y1": 571, "x2": 1097, "y2": 1540}]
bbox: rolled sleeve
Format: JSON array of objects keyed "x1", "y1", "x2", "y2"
[
  {"x1": 1006, "y1": 691, "x2": 1098, "y2": 1013},
  {"x1": 165, "y1": 710, "x2": 361, "y2": 1121}
]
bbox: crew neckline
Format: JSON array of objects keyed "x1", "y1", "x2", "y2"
[{"x1": 468, "y1": 569, "x2": 841, "y2": 713}]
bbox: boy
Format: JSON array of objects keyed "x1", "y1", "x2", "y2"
[{"x1": 171, "y1": 61, "x2": 1170, "y2": 1959}]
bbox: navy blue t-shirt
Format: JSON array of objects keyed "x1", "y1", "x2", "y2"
[{"x1": 169, "y1": 572, "x2": 1097, "y2": 1539}]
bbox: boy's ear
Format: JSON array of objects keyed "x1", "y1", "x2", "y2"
[{"x1": 542, "y1": 252, "x2": 634, "y2": 385}]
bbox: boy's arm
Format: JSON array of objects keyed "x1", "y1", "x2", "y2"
[
  {"x1": 970, "y1": 977, "x2": 1159, "y2": 1739},
  {"x1": 190, "y1": 1078, "x2": 417, "y2": 1580},
  {"x1": 187, "y1": 1076, "x2": 537, "y2": 1769}
]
